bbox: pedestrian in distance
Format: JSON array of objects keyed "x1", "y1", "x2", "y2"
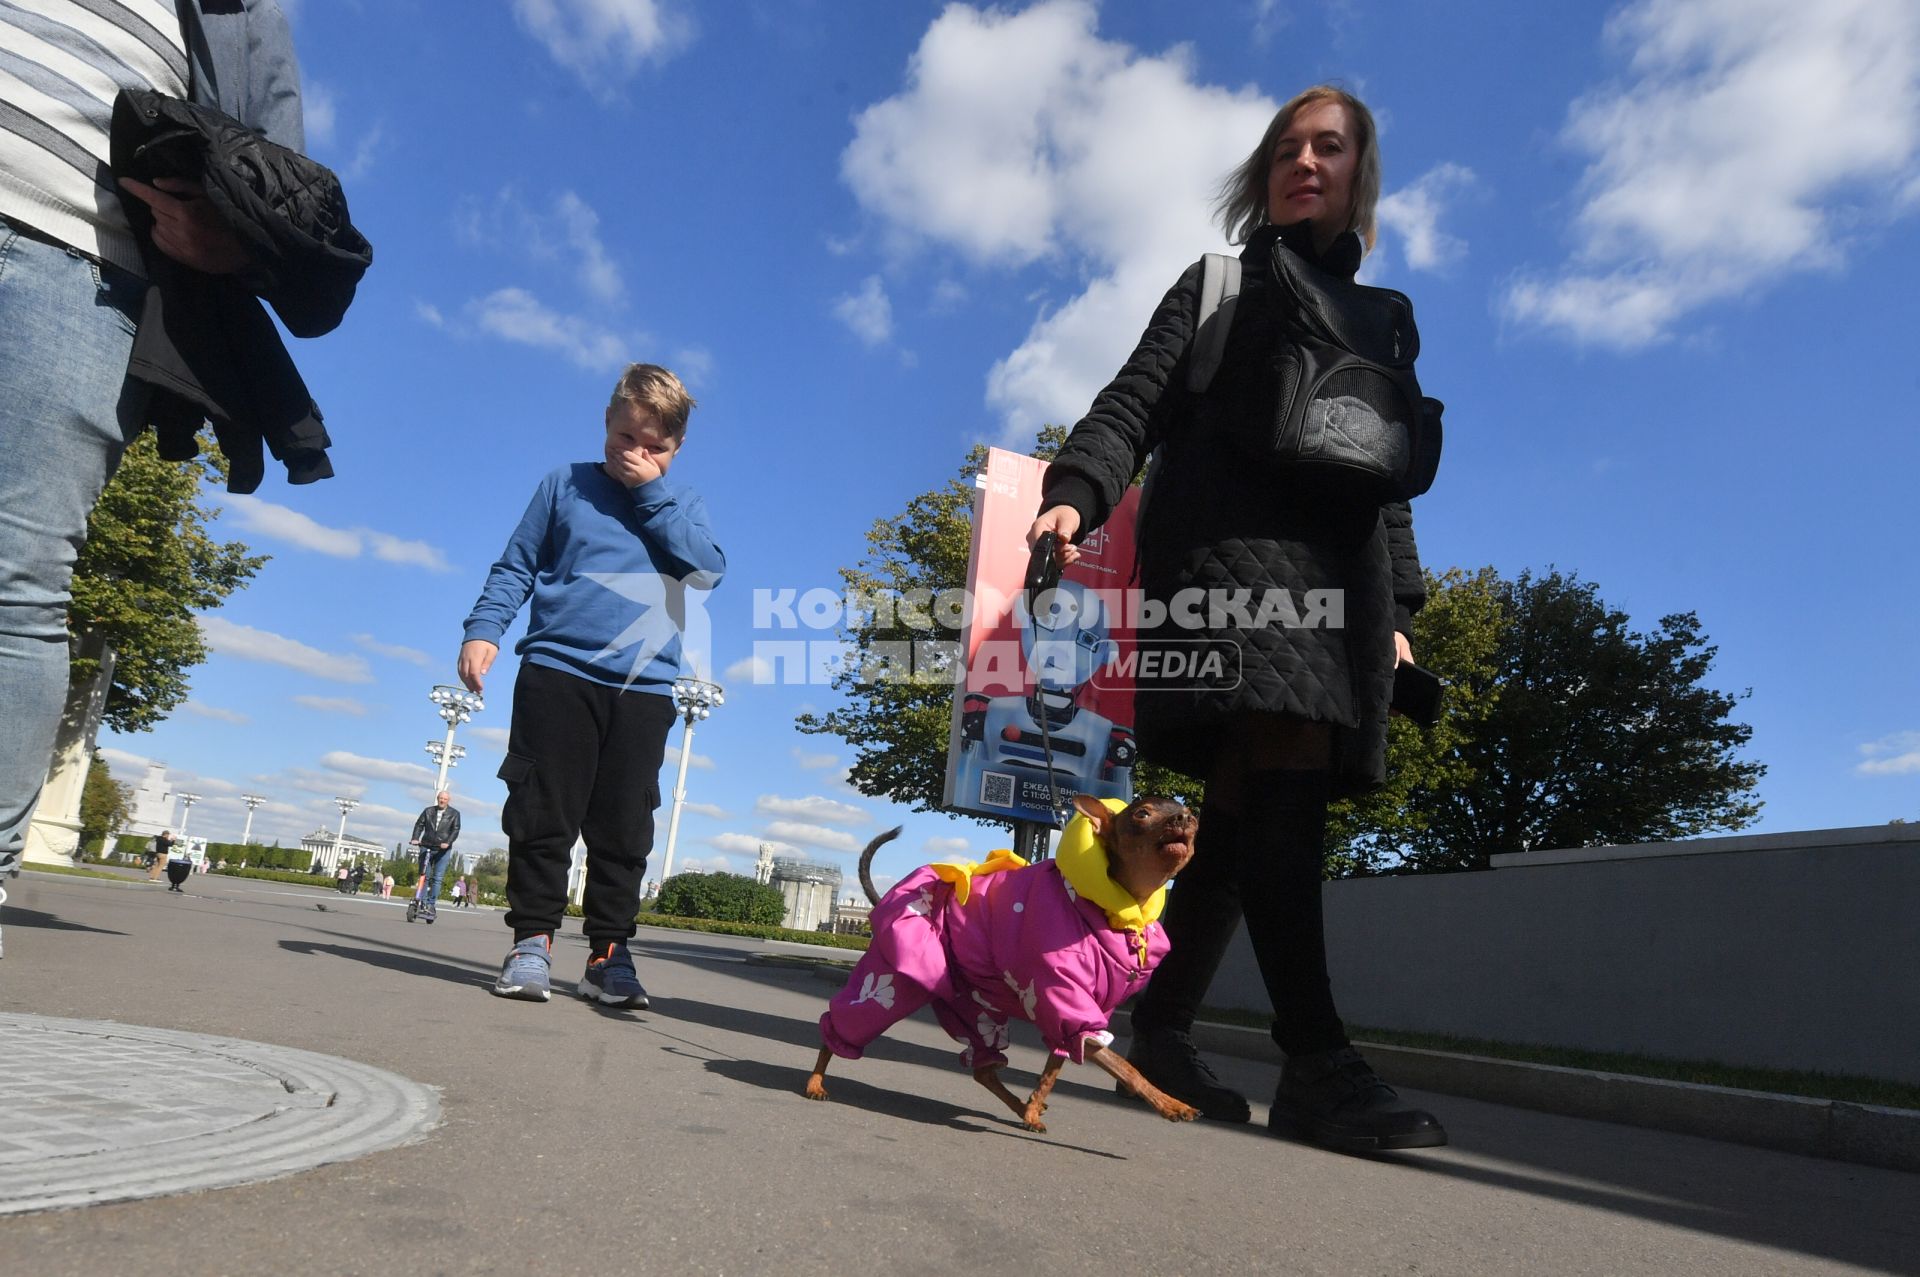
[
  {"x1": 1028, "y1": 85, "x2": 1447, "y2": 1153},
  {"x1": 149, "y1": 828, "x2": 176, "y2": 882},
  {"x1": 460, "y1": 363, "x2": 725, "y2": 1007}
]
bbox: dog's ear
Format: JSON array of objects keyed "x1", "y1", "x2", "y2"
[{"x1": 1072, "y1": 794, "x2": 1113, "y2": 845}]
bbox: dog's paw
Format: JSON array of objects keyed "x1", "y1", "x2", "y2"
[
  {"x1": 1165, "y1": 1101, "x2": 1200, "y2": 1123},
  {"x1": 1021, "y1": 1115, "x2": 1049, "y2": 1134},
  {"x1": 802, "y1": 1080, "x2": 830, "y2": 1101}
]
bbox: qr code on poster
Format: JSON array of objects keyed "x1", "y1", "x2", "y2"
[{"x1": 980, "y1": 772, "x2": 1015, "y2": 808}]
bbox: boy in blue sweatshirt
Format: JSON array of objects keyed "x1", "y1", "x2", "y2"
[{"x1": 459, "y1": 365, "x2": 724, "y2": 1006}]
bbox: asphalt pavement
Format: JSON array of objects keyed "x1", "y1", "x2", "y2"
[{"x1": 1, "y1": 868, "x2": 1915, "y2": 1277}]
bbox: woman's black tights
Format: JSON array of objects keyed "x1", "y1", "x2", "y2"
[{"x1": 1130, "y1": 766, "x2": 1349, "y2": 1057}]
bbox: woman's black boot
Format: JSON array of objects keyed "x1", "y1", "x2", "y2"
[{"x1": 1271, "y1": 1046, "x2": 1448, "y2": 1151}]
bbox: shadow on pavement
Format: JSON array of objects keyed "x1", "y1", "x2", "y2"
[
  {"x1": 698, "y1": 1055, "x2": 1128, "y2": 1159},
  {"x1": 0, "y1": 905, "x2": 127, "y2": 937},
  {"x1": 646, "y1": 994, "x2": 965, "y2": 1075},
  {"x1": 277, "y1": 939, "x2": 497, "y2": 991}
]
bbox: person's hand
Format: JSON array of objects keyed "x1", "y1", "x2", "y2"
[
  {"x1": 458, "y1": 639, "x2": 497, "y2": 693},
  {"x1": 602, "y1": 434, "x2": 672, "y2": 488},
  {"x1": 117, "y1": 177, "x2": 252, "y2": 274},
  {"x1": 1393, "y1": 631, "x2": 1413, "y2": 668},
  {"x1": 1026, "y1": 505, "x2": 1084, "y2": 567}
]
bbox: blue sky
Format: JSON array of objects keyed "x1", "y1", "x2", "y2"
[{"x1": 100, "y1": 0, "x2": 1920, "y2": 888}]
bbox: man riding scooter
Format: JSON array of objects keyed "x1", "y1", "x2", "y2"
[{"x1": 408, "y1": 791, "x2": 461, "y2": 923}]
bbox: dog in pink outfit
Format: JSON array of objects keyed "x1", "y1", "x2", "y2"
[{"x1": 805, "y1": 794, "x2": 1201, "y2": 1133}]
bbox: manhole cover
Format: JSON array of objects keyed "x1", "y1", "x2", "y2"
[{"x1": 0, "y1": 1013, "x2": 439, "y2": 1214}]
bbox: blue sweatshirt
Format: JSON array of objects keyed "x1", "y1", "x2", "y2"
[{"x1": 462, "y1": 463, "x2": 725, "y2": 692}]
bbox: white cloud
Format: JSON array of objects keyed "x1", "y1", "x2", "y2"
[
  {"x1": 468, "y1": 726, "x2": 512, "y2": 749},
  {"x1": 1374, "y1": 162, "x2": 1476, "y2": 272},
  {"x1": 1857, "y1": 731, "x2": 1920, "y2": 776},
  {"x1": 198, "y1": 617, "x2": 373, "y2": 684},
  {"x1": 182, "y1": 702, "x2": 249, "y2": 725},
  {"x1": 293, "y1": 695, "x2": 368, "y2": 717},
  {"x1": 923, "y1": 835, "x2": 972, "y2": 856},
  {"x1": 833, "y1": 275, "x2": 894, "y2": 346},
  {"x1": 467, "y1": 288, "x2": 635, "y2": 372},
  {"x1": 321, "y1": 750, "x2": 438, "y2": 789},
  {"x1": 791, "y1": 749, "x2": 840, "y2": 770},
  {"x1": 754, "y1": 795, "x2": 871, "y2": 826},
  {"x1": 339, "y1": 121, "x2": 385, "y2": 183},
  {"x1": 416, "y1": 301, "x2": 446, "y2": 328},
  {"x1": 222, "y1": 495, "x2": 451, "y2": 572},
  {"x1": 459, "y1": 188, "x2": 625, "y2": 304},
  {"x1": 672, "y1": 346, "x2": 715, "y2": 386},
  {"x1": 668, "y1": 854, "x2": 741, "y2": 876},
  {"x1": 304, "y1": 81, "x2": 337, "y2": 147},
  {"x1": 724, "y1": 654, "x2": 775, "y2": 684},
  {"x1": 351, "y1": 633, "x2": 435, "y2": 667},
  {"x1": 842, "y1": 0, "x2": 1276, "y2": 443},
  {"x1": 681, "y1": 801, "x2": 728, "y2": 820},
  {"x1": 664, "y1": 743, "x2": 716, "y2": 772},
  {"x1": 511, "y1": 0, "x2": 694, "y2": 95},
  {"x1": 762, "y1": 820, "x2": 862, "y2": 854},
  {"x1": 708, "y1": 832, "x2": 793, "y2": 856},
  {"x1": 1505, "y1": 0, "x2": 1920, "y2": 348}
]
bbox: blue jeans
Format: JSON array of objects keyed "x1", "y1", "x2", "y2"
[
  {"x1": 417, "y1": 848, "x2": 453, "y2": 905},
  {"x1": 0, "y1": 220, "x2": 148, "y2": 859}
]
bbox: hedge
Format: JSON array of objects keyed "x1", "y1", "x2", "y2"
[{"x1": 636, "y1": 915, "x2": 870, "y2": 950}]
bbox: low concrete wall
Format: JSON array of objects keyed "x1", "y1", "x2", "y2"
[{"x1": 1209, "y1": 824, "x2": 1920, "y2": 1086}]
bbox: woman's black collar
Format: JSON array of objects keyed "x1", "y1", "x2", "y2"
[{"x1": 1246, "y1": 219, "x2": 1364, "y2": 278}]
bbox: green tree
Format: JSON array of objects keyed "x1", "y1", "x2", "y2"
[
  {"x1": 1325, "y1": 566, "x2": 1505, "y2": 876},
  {"x1": 797, "y1": 425, "x2": 1202, "y2": 818},
  {"x1": 656, "y1": 871, "x2": 786, "y2": 925},
  {"x1": 68, "y1": 434, "x2": 266, "y2": 733},
  {"x1": 1332, "y1": 568, "x2": 1764, "y2": 874},
  {"x1": 78, "y1": 755, "x2": 132, "y2": 849}
]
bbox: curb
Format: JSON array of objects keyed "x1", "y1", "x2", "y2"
[
  {"x1": 737, "y1": 943, "x2": 1920, "y2": 1174},
  {"x1": 1184, "y1": 1021, "x2": 1920, "y2": 1175}
]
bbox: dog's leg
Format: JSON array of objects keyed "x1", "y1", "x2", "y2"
[
  {"x1": 973, "y1": 1065, "x2": 1042, "y2": 1130},
  {"x1": 1022, "y1": 1054, "x2": 1066, "y2": 1130},
  {"x1": 804, "y1": 1046, "x2": 835, "y2": 1100},
  {"x1": 1088, "y1": 1044, "x2": 1199, "y2": 1122}
]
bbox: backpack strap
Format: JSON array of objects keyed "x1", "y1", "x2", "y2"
[{"x1": 1184, "y1": 252, "x2": 1242, "y2": 395}]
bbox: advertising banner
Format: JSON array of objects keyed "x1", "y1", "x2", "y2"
[{"x1": 941, "y1": 448, "x2": 1142, "y2": 826}]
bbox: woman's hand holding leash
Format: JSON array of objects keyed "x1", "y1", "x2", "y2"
[{"x1": 1027, "y1": 505, "x2": 1082, "y2": 566}]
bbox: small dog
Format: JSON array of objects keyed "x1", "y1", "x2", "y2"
[{"x1": 805, "y1": 793, "x2": 1200, "y2": 1133}]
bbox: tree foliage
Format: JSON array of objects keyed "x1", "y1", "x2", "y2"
[
  {"x1": 656, "y1": 871, "x2": 786, "y2": 925},
  {"x1": 78, "y1": 756, "x2": 132, "y2": 849},
  {"x1": 1329, "y1": 568, "x2": 1764, "y2": 874},
  {"x1": 68, "y1": 434, "x2": 266, "y2": 733},
  {"x1": 797, "y1": 425, "x2": 1204, "y2": 819}
]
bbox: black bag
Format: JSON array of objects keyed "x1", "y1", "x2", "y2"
[{"x1": 1259, "y1": 239, "x2": 1442, "y2": 500}]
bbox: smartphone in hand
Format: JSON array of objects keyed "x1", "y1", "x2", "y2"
[{"x1": 1391, "y1": 661, "x2": 1444, "y2": 728}]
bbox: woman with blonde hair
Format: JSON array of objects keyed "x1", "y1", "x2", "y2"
[{"x1": 1028, "y1": 85, "x2": 1445, "y2": 1151}]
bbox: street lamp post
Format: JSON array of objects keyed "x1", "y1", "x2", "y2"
[
  {"x1": 176, "y1": 792, "x2": 201, "y2": 838},
  {"x1": 239, "y1": 794, "x2": 266, "y2": 845},
  {"x1": 331, "y1": 796, "x2": 359, "y2": 872},
  {"x1": 427, "y1": 685, "x2": 484, "y2": 793},
  {"x1": 658, "y1": 677, "x2": 724, "y2": 887},
  {"x1": 424, "y1": 739, "x2": 466, "y2": 788}
]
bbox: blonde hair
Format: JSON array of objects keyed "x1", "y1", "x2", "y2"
[
  {"x1": 608, "y1": 363, "x2": 697, "y2": 442},
  {"x1": 1214, "y1": 85, "x2": 1382, "y2": 252}
]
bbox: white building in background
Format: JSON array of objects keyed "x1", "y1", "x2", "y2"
[
  {"x1": 121, "y1": 761, "x2": 174, "y2": 840},
  {"x1": 769, "y1": 855, "x2": 842, "y2": 932},
  {"x1": 753, "y1": 843, "x2": 775, "y2": 885},
  {"x1": 300, "y1": 827, "x2": 388, "y2": 875}
]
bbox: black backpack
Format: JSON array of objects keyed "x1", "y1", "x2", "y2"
[{"x1": 1169, "y1": 245, "x2": 1443, "y2": 503}]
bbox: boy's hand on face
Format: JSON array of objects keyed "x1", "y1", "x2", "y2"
[
  {"x1": 603, "y1": 403, "x2": 678, "y2": 489},
  {"x1": 458, "y1": 639, "x2": 497, "y2": 694}
]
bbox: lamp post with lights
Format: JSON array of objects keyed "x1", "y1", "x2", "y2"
[
  {"x1": 239, "y1": 794, "x2": 266, "y2": 845},
  {"x1": 657, "y1": 677, "x2": 724, "y2": 887},
  {"x1": 331, "y1": 796, "x2": 359, "y2": 873},
  {"x1": 427, "y1": 685, "x2": 484, "y2": 793},
  {"x1": 176, "y1": 792, "x2": 201, "y2": 838}
]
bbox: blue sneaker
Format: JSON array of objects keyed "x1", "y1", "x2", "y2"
[
  {"x1": 581, "y1": 942, "x2": 649, "y2": 1009},
  {"x1": 492, "y1": 935, "x2": 552, "y2": 1002}
]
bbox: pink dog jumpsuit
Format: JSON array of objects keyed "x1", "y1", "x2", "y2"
[{"x1": 820, "y1": 850, "x2": 1170, "y2": 1070}]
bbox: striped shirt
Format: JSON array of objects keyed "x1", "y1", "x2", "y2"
[{"x1": 0, "y1": 0, "x2": 188, "y2": 276}]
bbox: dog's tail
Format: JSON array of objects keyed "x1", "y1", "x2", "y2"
[{"x1": 858, "y1": 826, "x2": 902, "y2": 907}]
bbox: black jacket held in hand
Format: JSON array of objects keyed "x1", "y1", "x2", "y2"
[{"x1": 110, "y1": 89, "x2": 373, "y2": 493}]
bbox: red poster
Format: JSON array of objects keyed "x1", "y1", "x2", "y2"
[{"x1": 942, "y1": 448, "x2": 1141, "y2": 825}]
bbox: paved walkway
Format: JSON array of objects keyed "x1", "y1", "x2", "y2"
[{"x1": 1, "y1": 869, "x2": 1914, "y2": 1276}]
